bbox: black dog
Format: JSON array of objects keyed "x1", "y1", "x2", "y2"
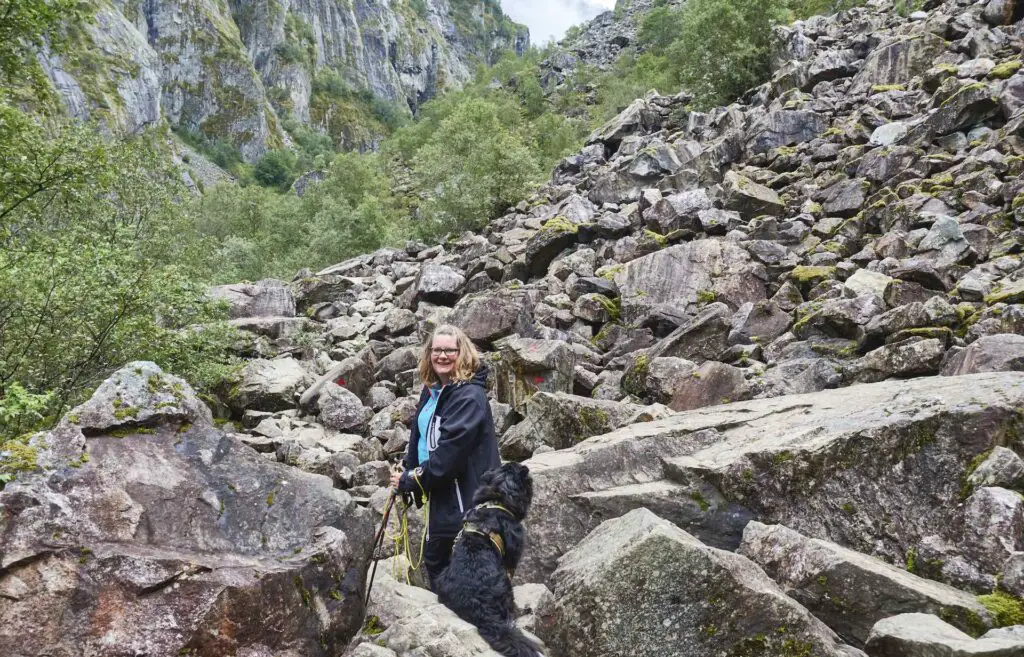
[{"x1": 434, "y1": 462, "x2": 541, "y2": 657}]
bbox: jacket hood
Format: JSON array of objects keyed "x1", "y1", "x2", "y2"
[{"x1": 466, "y1": 363, "x2": 490, "y2": 388}]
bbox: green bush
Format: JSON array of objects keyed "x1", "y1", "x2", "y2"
[
  {"x1": 253, "y1": 148, "x2": 299, "y2": 189},
  {"x1": 0, "y1": 104, "x2": 239, "y2": 412},
  {"x1": 412, "y1": 97, "x2": 542, "y2": 234}
]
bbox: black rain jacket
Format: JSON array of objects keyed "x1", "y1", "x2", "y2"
[{"x1": 398, "y1": 365, "x2": 500, "y2": 539}]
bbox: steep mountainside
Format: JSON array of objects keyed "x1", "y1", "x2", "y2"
[{"x1": 37, "y1": 0, "x2": 528, "y2": 159}]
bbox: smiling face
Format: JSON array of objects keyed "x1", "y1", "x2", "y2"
[{"x1": 430, "y1": 334, "x2": 460, "y2": 384}]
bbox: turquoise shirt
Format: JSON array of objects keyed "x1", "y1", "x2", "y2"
[{"x1": 417, "y1": 385, "x2": 443, "y2": 465}]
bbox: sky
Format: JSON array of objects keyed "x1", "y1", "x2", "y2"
[{"x1": 500, "y1": 0, "x2": 617, "y2": 45}]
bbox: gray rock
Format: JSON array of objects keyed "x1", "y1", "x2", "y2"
[
  {"x1": 362, "y1": 557, "x2": 504, "y2": 657},
  {"x1": 525, "y1": 221, "x2": 581, "y2": 278},
  {"x1": 614, "y1": 241, "x2": 767, "y2": 323},
  {"x1": 1002, "y1": 553, "x2": 1024, "y2": 598},
  {"x1": 738, "y1": 521, "x2": 993, "y2": 646},
  {"x1": 0, "y1": 363, "x2": 373, "y2": 657},
  {"x1": 209, "y1": 279, "x2": 296, "y2": 318},
  {"x1": 967, "y1": 447, "x2": 1024, "y2": 491},
  {"x1": 228, "y1": 358, "x2": 314, "y2": 414},
  {"x1": 729, "y1": 300, "x2": 794, "y2": 345},
  {"x1": 384, "y1": 308, "x2": 416, "y2": 337},
  {"x1": 869, "y1": 122, "x2": 910, "y2": 147},
  {"x1": 852, "y1": 34, "x2": 947, "y2": 92},
  {"x1": 850, "y1": 338, "x2": 946, "y2": 383},
  {"x1": 67, "y1": 360, "x2": 212, "y2": 433},
  {"x1": 448, "y1": 287, "x2": 542, "y2": 345},
  {"x1": 499, "y1": 392, "x2": 670, "y2": 461},
  {"x1": 983, "y1": 0, "x2": 1021, "y2": 26},
  {"x1": 755, "y1": 358, "x2": 844, "y2": 397},
  {"x1": 518, "y1": 373, "x2": 1024, "y2": 586},
  {"x1": 963, "y1": 487, "x2": 1024, "y2": 576},
  {"x1": 820, "y1": 178, "x2": 869, "y2": 218},
  {"x1": 745, "y1": 109, "x2": 829, "y2": 154},
  {"x1": 374, "y1": 346, "x2": 420, "y2": 383},
  {"x1": 534, "y1": 509, "x2": 863, "y2": 657},
  {"x1": 943, "y1": 334, "x2": 1024, "y2": 376},
  {"x1": 845, "y1": 270, "x2": 894, "y2": 298},
  {"x1": 642, "y1": 189, "x2": 711, "y2": 234},
  {"x1": 721, "y1": 170, "x2": 787, "y2": 218},
  {"x1": 646, "y1": 304, "x2": 733, "y2": 363},
  {"x1": 865, "y1": 613, "x2": 1024, "y2": 657},
  {"x1": 794, "y1": 295, "x2": 887, "y2": 341},
  {"x1": 414, "y1": 264, "x2": 465, "y2": 306},
  {"x1": 319, "y1": 383, "x2": 373, "y2": 433},
  {"x1": 492, "y1": 337, "x2": 575, "y2": 414},
  {"x1": 666, "y1": 361, "x2": 751, "y2": 411}
]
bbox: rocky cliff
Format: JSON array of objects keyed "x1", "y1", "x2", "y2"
[{"x1": 40, "y1": 0, "x2": 528, "y2": 159}]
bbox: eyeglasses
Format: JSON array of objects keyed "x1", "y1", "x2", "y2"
[{"x1": 430, "y1": 348, "x2": 460, "y2": 357}]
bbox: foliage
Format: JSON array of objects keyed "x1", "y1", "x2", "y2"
[
  {"x1": 0, "y1": 105, "x2": 239, "y2": 414},
  {"x1": 0, "y1": 0, "x2": 89, "y2": 92},
  {"x1": 632, "y1": 0, "x2": 871, "y2": 109},
  {"x1": 193, "y1": 152, "x2": 405, "y2": 281},
  {"x1": 411, "y1": 97, "x2": 542, "y2": 234},
  {"x1": 0, "y1": 383, "x2": 54, "y2": 439},
  {"x1": 253, "y1": 149, "x2": 299, "y2": 190}
]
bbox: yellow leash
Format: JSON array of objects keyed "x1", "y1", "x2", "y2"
[{"x1": 383, "y1": 494, "x2": 429, "y2": 583}]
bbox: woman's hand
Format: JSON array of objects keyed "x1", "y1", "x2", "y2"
[{"x1": 390, "y1": 468, "x2": 403, "y2": 489}]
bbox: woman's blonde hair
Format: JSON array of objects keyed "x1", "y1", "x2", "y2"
[{"x1": 418, "y1": 324, "x2": 481, "y2": 385}]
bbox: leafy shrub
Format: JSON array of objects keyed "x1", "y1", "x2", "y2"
[{"x1": 253, "y1": 149, "x2": 299, "y2": 189}]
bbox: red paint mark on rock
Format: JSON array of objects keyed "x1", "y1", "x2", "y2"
[
  {"x1": 532, "y1": 376, "x2": 545, "y2": 385},
  {"x1": 335, "y1": 377, "x2": 346, "y2": 387}
]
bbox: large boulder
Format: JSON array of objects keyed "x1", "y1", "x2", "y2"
[
  {"x1": 614, "y1": 241, "x2": 767, "y2": 324},
  {"x1": 209, "y1": 279, "x2": 295, "y2": 318},
  {"x1": 851, "y1": 34, "x2": 948, "y2": 93},
  {"x1": 447, "y1": 287, "x2": 543, "y2": 345},
  {"x1": 357, "y1": 557, "x2": 504, "y2": 657},
  {"x1": 865, "y1": 614, "x2": 1024, "y2": 657},
  {"x1": 227, "y1": 357, "x2": 315, "y2": 415},
  {"x1": 738, "y1": 522, "x2": 993, "y2": 646},
  {"x1": 499, "y1": 392, "x2": 671, "y2": 461},
  {"x1": 720, "y1": 170, "x2": 787, "y2": 218},
  {"x1": 319, "y1": 383, "x2": 373, "y2": 434},
  {"x1": 745, "y1": 109, "x2": 829, "y2": 155},
  {"x1": 0, "y1": 363, "x2": 373, "y2": 657},
  {"x1": 943, "y1": 334, "x2": 1024, "y2": 376},
  {"x1": 414, "y1": 264, "x2": 465, "y2": 306},
  {"x1": 517, "y1": 373, "x2": 1024, "y2": 587},
  {"x1": 492, "y1": 337, "x2": 576, "y2": 414},
  {"x1": 534, "y1": 509, "x2": 863, "y2": 657}
]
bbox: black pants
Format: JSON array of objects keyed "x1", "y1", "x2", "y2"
[{"x1": 423, "y1": 536, "x2": 455, "y2": 590}]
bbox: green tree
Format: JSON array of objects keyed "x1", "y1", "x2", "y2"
[
  {"x1": 412, "y1": 98, "x2": 541, "y2": 234},
  {"x1": 0, "y1": 0, "x2": 87, "y2": 92},
  {"x1": 253, "y1": 148, "x2": 299, "y2": 190},
  {"x1": 664, "y1": 0, "x2": 791, "y2": 108}
]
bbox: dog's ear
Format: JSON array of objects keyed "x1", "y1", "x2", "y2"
[{"x1": 472, "y1": 467, "x2": 502, "y2": 505}]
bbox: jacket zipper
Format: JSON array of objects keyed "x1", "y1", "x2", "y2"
[{"x1": 419, "y1": 380, "x2": 464, "y2": 542}]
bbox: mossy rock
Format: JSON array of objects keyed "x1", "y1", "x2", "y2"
[{"x1": 989, "y1": 60, "x2": 1022, "y2": 80}]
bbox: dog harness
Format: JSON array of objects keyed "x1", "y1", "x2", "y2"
[{"x1": 454, "y1": 502, "x2": 518, "y2": 580}]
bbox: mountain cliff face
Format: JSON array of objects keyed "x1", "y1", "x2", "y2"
[{"x1": 40, "y1": 0, "x2": 528, "y2": 159}]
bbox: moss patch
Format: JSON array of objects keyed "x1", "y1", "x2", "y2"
[
  {"x1": 540, "y1": 215, "x2": 579, "y2": 234},
  {"x1": 978, "y1": 590, "x2": 1024, "y2": 627},
  {"x1": 989, "y1": 60, "x2": 1022, "y2": 80}
]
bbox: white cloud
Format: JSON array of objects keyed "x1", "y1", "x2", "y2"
[{"x1": 500, "y1": 0, "x2": 616, "y2": 45}]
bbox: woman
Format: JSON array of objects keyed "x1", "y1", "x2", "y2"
[{"x1": 390, "y1": 324, "x2": 500, "y2": 588}]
